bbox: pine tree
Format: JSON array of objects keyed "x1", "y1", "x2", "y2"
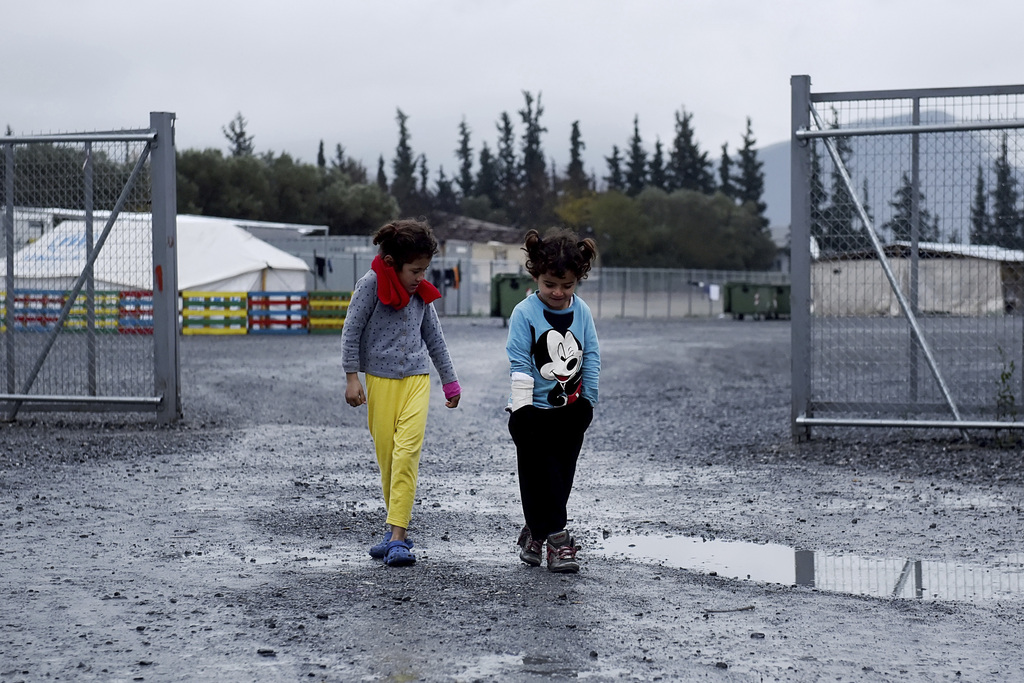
[
  {"x1": 822, "y1": 113, "x2": 855, "y2": 251},
  {"x1": 734, "y1": 117, "x2": 769, "y2": 231},
  {"x1": 882, "y1": 172, "x2": 939, "y2": 243},
  {"x1": 455, "y1": 118, "x2": 474, "y2": 199},
  {"x1": 564, "y1": 121, "x2": 589, "y2": 198},
  {"x1": 625, "y1": 115, "x2": 648, "y2": 197},
  {"x1": 970, "y1": 164, "x2": 989, "y2": 245},
  {"x1": 848, "y1": 178, "x2": 874, "y2": 251},
  {"x1": 417, "y1": 154, "x2": 430, "y2": 198},
  {"x1": 475, "y1": 142, "x2": 499, "y2": 208},
  {"x1": 376, "y1": 156, "x2": 388, "y2": 192},
  {"x1": 667, "y1": 107, "x2": 714, "y2": 193},
  {"x1": 717, "y1": 143, "x2": 735, "y2": 199},
  {"x1": 808, "y1": 144, "x2": 828, "y2": 246},
  {"x1": 604, "y1": 145, "x2": 624, "y2": 192},
  {"x1": 990, "y1": 134, "x2": 1020, "y2": 249},
  {"x1": 390, "y1": 109, "x2": 417, "y2": 211},
  {"x1": 648, "y1": 139, "x2": 667, "y2": 192},
  {"x1": 435, "y1": 166, "x2": 457, "y2": 212},
  {"x1": 332, "y1": 144, "x2": 367, "y2": 184},
  {"x1": 495, "y1": 112, "x2": 520, "y2": 219},
  {"x1": 222, "y1": 112, "x2": 254, "y2": 157},
  {"x1": 518, "y1": 91, "x2": 548, "y2": 227},
  {"x1": 317, "y1": 141, "x2": 326, "y2": 170}
]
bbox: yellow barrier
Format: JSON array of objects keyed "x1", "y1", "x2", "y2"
[
  {"x1": 181, "y1": 291, "x2": 248, "y2": 335},
  {"x1": 308, "y1": 291, "x2": 350, "y2": 334}
]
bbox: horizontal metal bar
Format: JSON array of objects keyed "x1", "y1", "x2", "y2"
[
  {"x1": 0, "y1": 393, "x2": 161, "y2": 405},
  {"x1": 1, "y1": 132, "x2": 156, "y2": 144},
  {"x1": 796, "y1": 416, "x2": 1024, "y2": 430},
  {"x1": 810, "y1": 83, "x2": 1024, "y2": 102},
  {"x1": 796, "y1": 118, "x2": 1024, "y2": 140}
]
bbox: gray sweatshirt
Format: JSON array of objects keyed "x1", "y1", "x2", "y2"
[{"x1": 341, "y1": 269, "x2": 458, "y2": 385}]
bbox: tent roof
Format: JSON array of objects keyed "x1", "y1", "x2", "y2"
[
  {"x1": 814, "y1": 239, "x2": 1024, "y2": 264},
  {"x1": 1, "y1": 213, "x2": 309, "y2": 291},
  {"x1": 175, "y1": 215, "x2": 310, "y2": 289}
]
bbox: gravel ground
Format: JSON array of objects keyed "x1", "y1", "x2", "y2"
[{"x1": 2, "y1": 317, "x2": 1023, "y2": 682}]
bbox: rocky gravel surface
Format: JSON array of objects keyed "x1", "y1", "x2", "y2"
[{"x1": 2, "y1": 317, "x2": 1023, "y2": 681}]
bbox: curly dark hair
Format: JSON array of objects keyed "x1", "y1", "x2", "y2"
[
  {"x1": 521, "y1": 228, "x2": 598, "y2": 280},
  {"x1": 372, "y1": 218, "x2": 438, "y2": 266}
]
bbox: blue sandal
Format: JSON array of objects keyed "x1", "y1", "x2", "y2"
[
  {"x1": 384, "y1": 539, "x2": 416, "y2": 566},
  {"x1": 369, "y1": 532, "x2": 414, "y2": 559},
  {"x1": 368, "y1": 531, "x2": 392, "y2": 558}
]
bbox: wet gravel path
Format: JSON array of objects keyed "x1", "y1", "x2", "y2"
[{"x1": 2, "y1": 317, "x2": 1023, "y2": 681}]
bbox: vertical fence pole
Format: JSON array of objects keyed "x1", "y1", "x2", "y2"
[
  {"x1": 84, "y1": 142, "x2": 97, "y2": 395},
  {"x1": 643, "y1": 269, "x2": 649, "y2": 318},
  {"x1": 150, "y1": 112, "x2": 181, "y2": 424},
  {"x1": 909, "y1": 98, "x2": 921, "y2": 403},
  {"x1": 790, "y1": 75, "x2": 813, "y2": 441},
  {"x1": 620, "y1": 269, "x2": 626, "y2": 318},
  {"x1": 4, "y1": 144, "x2": 14, "y2": 398},
  {"x1": 688, "y1": 270, "x2": 693, "y2": 317},
  {"x1": 667, "y1": 271, "x2": 673, "y2": 318}
]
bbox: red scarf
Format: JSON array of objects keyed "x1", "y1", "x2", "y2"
[{"x1": 372, "y1": 255, "x2": 441, "y2": 310}]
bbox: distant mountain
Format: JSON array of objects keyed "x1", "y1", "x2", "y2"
[{"x1": 759, "y1": 110, "x2": 1008, "y2": 244}]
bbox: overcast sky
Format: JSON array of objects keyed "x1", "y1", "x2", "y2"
[{"x1": 5, "y1": 1, "x2": 1024, "y2": 182}]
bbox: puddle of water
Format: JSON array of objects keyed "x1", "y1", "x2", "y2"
[
  {"x1": 456, "y1": 653, "x2": 631, "y2": 681},
  {"x1": 598, "y1": 534, "x2": 1024, "y2": 603}
]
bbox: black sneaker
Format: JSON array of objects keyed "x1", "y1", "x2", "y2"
[
  {"x1": 546, "y1": 530, "x2": 579, "y2": 573},
  {"x1": 517, "y1": 525, "x2": 543, "y2": 566}
]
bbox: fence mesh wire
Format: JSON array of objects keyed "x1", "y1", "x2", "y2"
[
  {"x1": 1, "y1": 137, "x2": 155, "y2": 405},
  {"x1": 799, "y1": 85, "x2": 1024, "y2": 427}
]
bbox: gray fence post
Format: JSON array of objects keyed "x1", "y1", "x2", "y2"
[
  {"x1": 790, "y1": 75, "x2": 813, "y2": 441},
  {"x1": 150, "y1": 112, "x2": 181, "y2": 424},
  {"x1": 3, "y1": 145, "x2": 13, "y2": 397}
]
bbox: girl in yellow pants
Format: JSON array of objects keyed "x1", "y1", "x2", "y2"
[
  {"x1": 366, "y1": 374, "x2": 429, "y2": 531},
  {"x1": 341, "y1": 219, "x2": 461, "y2": 566}
]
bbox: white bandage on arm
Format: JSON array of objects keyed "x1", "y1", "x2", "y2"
[{"x1": 509, "y1": 372, "x2": 535, "y2": 412}]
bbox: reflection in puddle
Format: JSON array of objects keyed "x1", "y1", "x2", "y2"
[
  {"x1": 458, "y1": 653, "x2": 631, "y2": 680},
  {"x1": 599, "y1": 535, "x2": 1024, "y2": 602}
]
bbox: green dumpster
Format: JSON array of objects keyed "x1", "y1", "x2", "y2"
[
  {"x1": 723, "y1": 282, "x2": 777, "y2": 320},
  {"x1": 772, "y1": 284, "x2": 791, "y2": 318},
  {"x1": 491, "y1": 273, "x2": 535, "y2": 322}
]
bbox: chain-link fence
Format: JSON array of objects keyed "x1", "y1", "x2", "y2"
[
  {"x1": 1, "y1": 113, "x2": 180, "y2": 422},
  {"x1": 791, "y1": 76, "x2": 1024, "y2": 438}
]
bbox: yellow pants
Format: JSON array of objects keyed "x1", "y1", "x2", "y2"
[{"x1": 365, "y1": 373, "x2": 430, "y2": 529}]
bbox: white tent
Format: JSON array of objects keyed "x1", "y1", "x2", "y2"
[
  {"x1": 0, "y1": 213, "x2": 311, "y2": 292},
  {"x1": 811, "y1": 241, "x2": 1024, "y2": 316}
]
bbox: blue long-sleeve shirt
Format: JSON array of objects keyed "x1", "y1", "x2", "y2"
[{"x1": 506, "y1": 292, "x2": 600, "y2": 410}]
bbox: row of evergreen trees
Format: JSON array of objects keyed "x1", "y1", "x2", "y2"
[
  {"x1": 810, "y1": 127, "x2": 1024, "y2": 255},
  {"x1": 197, "y1": 93, "x2": 777, "y2": 269},
  {"x1": 971, "y1": 134, "x2": 1024, "y2": 250}
]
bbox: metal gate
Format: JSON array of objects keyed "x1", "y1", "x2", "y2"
[
  {"x1": 0, "y1": 112, "x2": 180, "y2": 423},
  {"x1": 791, "y1": 76, "x2": 1024, "y2": 439}
]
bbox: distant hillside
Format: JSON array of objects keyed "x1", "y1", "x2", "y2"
[{"x1": 759, "y1": 110, "x2": 1009, "y2": 243}]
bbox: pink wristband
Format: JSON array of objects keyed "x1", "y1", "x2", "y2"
[{"x1": 443, "y1": 381, "x2": 462, "y2": 400}]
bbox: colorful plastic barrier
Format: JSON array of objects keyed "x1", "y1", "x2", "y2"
[
  {"x1": 117, "y1": 290, "x2": 155, "y2": 334},
  {"x1": 3, "y1": 290, "x2": 351, "y2": 335},
  {"x1": 248, "y1": 291, "x2": 309, "y2": 335},
  {"x1": 1, "y1": 290, "x2": 142, "y2": 333},
  {"x1": 180, "y1": 291, "x2": 248, "y2": 335},
  {"x1": 308, "y1": 291, "x2": 350, "y2": 334}
]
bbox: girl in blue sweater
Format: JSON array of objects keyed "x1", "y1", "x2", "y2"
[
  {"x1": 342, "y1": 219, "x2": 461, "y2": 567},
  {"x1": 506, "y1": 228, "x2": 600, "y2": 573}
]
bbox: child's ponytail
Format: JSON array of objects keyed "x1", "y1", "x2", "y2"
[
  {"x1": 522, "y1": 228, "x2": 598, "y2": 281},
  {"x1": 372, "y1": 218, "x2": 438, "y2": 267}
]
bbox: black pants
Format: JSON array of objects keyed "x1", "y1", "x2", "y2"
[{"x1": 508, "y1": 400, "x2": 594, "y2": 540}]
